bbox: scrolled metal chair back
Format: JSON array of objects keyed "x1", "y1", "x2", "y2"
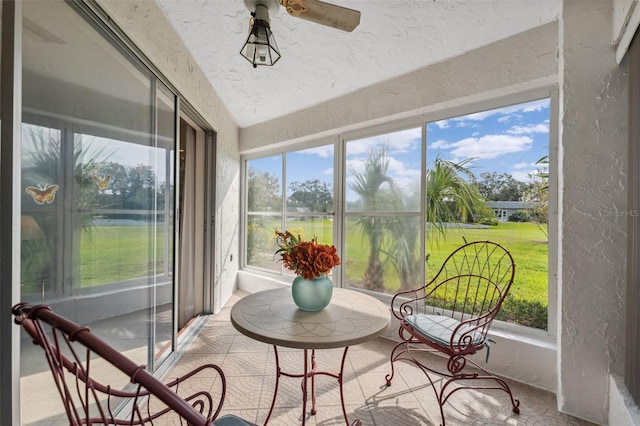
[
  {"x1": 425, "y1": 240, "x2": 515, "y2": 321},
  {"x1": 13, "y1": 303, "x2": 224, "y2": 425}
]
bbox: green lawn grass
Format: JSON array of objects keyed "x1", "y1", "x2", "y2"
[
  {"x1": 424, "y1": 222, "x2": 548, "y2": 304},
  {"x1": 67, "y1": 218, "x2": 548, "y2": 328},
  {"x1": 79, "y1": 225, "x2": 170, "y2": 287},
  {"x1": 74, "y1": 220, "x2": 547, "y2": 308},
  {"x1": 281, "y1": 218, "x2": 548, "y2": 306}
]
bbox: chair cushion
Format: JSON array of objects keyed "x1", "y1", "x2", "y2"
[
  {"x1": 404, "y1": 314, "x2": 484, "y2": 348},
  {"x1": 213, "y1": 414, "x2": 256, "y2": 426}
]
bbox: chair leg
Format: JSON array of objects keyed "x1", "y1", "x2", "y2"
[
  {"x1": 385, "y1": 339, "x2": 429, "y2": 385},
  {"x1": 439, "y1": 357, "x2": 521, "y2": 417},
  {"x1": 384, "y1": 340, "x2": 409, "y2": 386},
  {"x1": 496, "y1": 376, "x2": 521, "y2": 414},
  {"x1": 385, "y1": 343, "x2": 448, "y2": 426},
  {"x1": 386, "y1": 348, "x2": 520, "y2": 425}
]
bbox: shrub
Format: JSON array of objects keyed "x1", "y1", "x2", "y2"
[
  {"x1": 246, "y1": 218, "x2": 279, "y2": 266},
  {"x1": 422, "y1": 294, "x2": 548, "y2": 331},
  {"x1": 508, "y1": 210, "x2": 529, "y2": 222},
  {"x1": 496, "y1": 295, "x2": 548, "y2": 330},
  {"x1": 479, "y1": 217, "x2": 499, "y2": 226}
]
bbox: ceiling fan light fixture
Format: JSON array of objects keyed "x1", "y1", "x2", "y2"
[{"x1": 240, "y1": 3, "x2": 281, "y2": 68}]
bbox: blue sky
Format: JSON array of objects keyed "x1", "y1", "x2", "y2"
[
  {"x1": 428, "y1": 98, "x2": 550, "y2": 182},
  {"x1": 249, "y1": 97, "x2": 550, "y2": 201}
]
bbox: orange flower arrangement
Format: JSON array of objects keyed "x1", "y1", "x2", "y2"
[{"x1": 275, "y1": 230, "x2": 341, "y2": 280}]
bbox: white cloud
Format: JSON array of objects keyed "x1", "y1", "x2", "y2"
[
  {"x1": 346, "y1": 158, "x2": 366, "y2": 176},
  {"x1": 522, "y1": 100, "x2": 549, "y2": 112},
  {"x1": 430, "y1": 139, "x2": 449, "y2": 149},
  {"x1": 459, "y1": 111, "x2": 493, "y2": 121},
  {"x1": 455, "y1": 120, "x2": 477, "y2": 128},
  {"x1": 346, "y1": 127, "x2": 421, "y2": 156},
  {"x1": 511, "y1": 164, "x2": 548, "y2": 182},
  {"x1": 388, "y1": 157, "x2": 420, "y2": 180},
  {"x1": 346, "y1": 140, "x2": 376, "y2": 156},
  {"x1": 451, "y1": 98, "x2": 549, "y2": 126},
  {"x1": 433, "y1": 119, "x2": 449, "y2": 129},
  {"x1": 346, "y1": 156, "x2": 421, "y2": 198},
  {"x1": 391, "y1": 134, "x2": 422, "y2": 154},
  {"x1": 511, "y1": 169, "x2": 536, "y2": 182},
  {"x1": 322, "y1": 167, "x2": 333, "y2": 175},
  {"x1": 507, "y1": 123, "x2": 549, "y2": 135},
  {"x1": 392, "y1": 171, "x2": 421, "y2": 192},
  {"x1": 387, "y1": 157, "x2": 405, "y2": 175},
  {"x1": 299, "y1": 145, "x2": 333, "y2": 158},
  {"x1": 447, "y1": 134, "x2": 533, "y2": 160}
]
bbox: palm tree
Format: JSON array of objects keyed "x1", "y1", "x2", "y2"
[
  {"x1": 426, "y1": 155, "x2": 485, "y2": 241},
  {"x1": 350, "y1": 149, "x2": 484, "y2": 291},
  {"x1": 348, "y1": 146, "x2": 398, "y2": 292},
  {"x1": 385, "y1": 155, "x2": 485, "y2": 288},
  {"x1": 385, "y1": 213, "x2": 421, "y2": 291}
]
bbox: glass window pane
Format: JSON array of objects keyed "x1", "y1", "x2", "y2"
[
  {"x1": 21, "y1": 2, "x2": 177, "y2": 423},
  {"x1": 426, "y1": 99, "x2": 550, "y2": 330},
  {"x1": 286, "y1": 146, "x2": 334, "y2": 213},
  {"x1": 154, "y1": 82, "x2": 175, "y2": 358},
  {"x1": 247, "y1": 156, "x2": 282, "y2": 212},
  {"x1": 344, "y1": 127, "x2": 422, "y2": 295},
  {"x1": 73, "y1": 134, "x2": 166, "y2": 290},
  {"x1": 344, "y1": 215, "x2": 421, "y2": 294},
  {"x1": 284, "y1": 215, "x2": 333, "y2": 245},
  {"x1": 345, "y1": 128, "x2": 422, "y2": 213},
  {"x1": 246, "y1": 146, "x2": 337, "y2": 274},
  {"x1": 21, "y1": 125, "x2": 61, "y2": 298},
  {"x1": 246, "y1": 156, "x2": 282, "y2": 271},
  {"x1": 247, "y1": 215, "x2": 281, "y2": 271}
]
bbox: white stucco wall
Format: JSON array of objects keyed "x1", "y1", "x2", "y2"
[
  {"x1": 558, "y1": 1, "x2": 628, "y2": 424},
  {"x1": 239, "y1": 21, "x2": 558, "y2": 152},
  {"x1": 95, "y1": 0, "x2": 242, "y2": 311}
]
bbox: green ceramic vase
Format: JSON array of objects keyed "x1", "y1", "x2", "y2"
[{"x1": 291, "y1": 275, "x2": 333, "y2": 311}]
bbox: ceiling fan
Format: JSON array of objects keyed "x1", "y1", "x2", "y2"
[
  {"x1": 278, "y1": 0, "x2": 361, "y2": 33},
  {"x1": 240, "y1": 0, "x2": 361, "y2": 67}
]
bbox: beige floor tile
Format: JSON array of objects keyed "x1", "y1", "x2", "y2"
[
  {"x1": 224, "y1": 374, "x2": 266, "y2": 410},
  {"x1": 230, "y1": 333, "x2": 272, "y2": 353},
  {"x1": 167, "y1": 352, "x2": 228, "y2": 378},
  {"x1": 222, "y1": 350, "x2": 270, "y2": 376},
  {"x1": 165, "y1": 291, "x2": 597, "y2": 426}
]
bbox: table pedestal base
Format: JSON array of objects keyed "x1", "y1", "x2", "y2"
[{"x1": 263, "y1": 346, "x2": 351, "y2": 426}]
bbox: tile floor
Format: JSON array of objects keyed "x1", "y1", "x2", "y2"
[{"x1": 167, "y1": 291, "x2": 597, "y2": 426}]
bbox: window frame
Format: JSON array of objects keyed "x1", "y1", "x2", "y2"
[
  {"x1": 339, "y1": 121, "x2": 426, "y2": 294},
  {"x1": 240, "y1": 87, "x2": 558, "y2": 339},
  {"x1": 241, "y1": 136, "x2": 339, "y2": 278}
]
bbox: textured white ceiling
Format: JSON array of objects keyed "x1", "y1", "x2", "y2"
[{"x1": 155, "y1": 0, "x2": 560, "y2": 128}]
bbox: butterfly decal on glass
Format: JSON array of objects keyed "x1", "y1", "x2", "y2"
[
  {"x1": 92, "y1": 174, "x2": 111, "y2": 190},
  {"x1": 25, "y1": 183, "x2": 59, "y2": 205}
]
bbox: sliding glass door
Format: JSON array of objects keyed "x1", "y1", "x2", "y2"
[{"x1": 20, "y1": 2, "x2": 176, "y2": 423}]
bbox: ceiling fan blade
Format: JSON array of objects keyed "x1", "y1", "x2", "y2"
[{"x1": 281, "y1": 0, "x2": 361, "y2": 32}]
